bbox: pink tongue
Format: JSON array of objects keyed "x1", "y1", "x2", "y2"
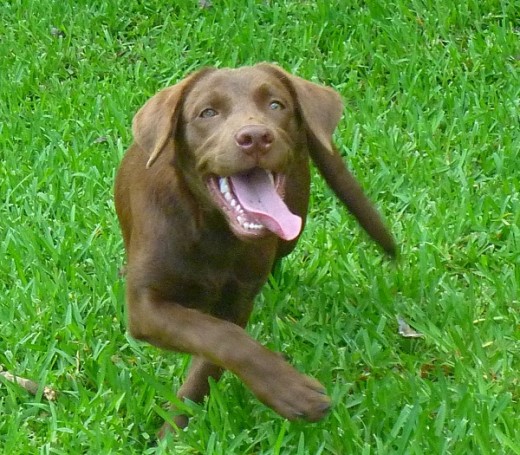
[{"x1": 229, "y1": 169, "x2": 302, "y2": 241}]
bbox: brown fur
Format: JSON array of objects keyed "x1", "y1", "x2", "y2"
[{"x1": 114, "y1": 63, "x2": 396, "y2": 437}]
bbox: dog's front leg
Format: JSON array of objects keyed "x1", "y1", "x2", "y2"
[{"x1": 127, "y1": 289, "x2": 331, "y2": 430}]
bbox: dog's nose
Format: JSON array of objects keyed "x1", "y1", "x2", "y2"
[{"x1": 234, "y1": 125, "x2": 274, "y2": 155}]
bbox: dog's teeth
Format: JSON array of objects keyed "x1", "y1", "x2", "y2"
[
  {"x1": 244, "y1": 222, "x2": 251, "y2": 229},
  {"x1": 224, "y1": 192, "x2": 232, "y2": 202},
  {"x1": 267, "y1": 171, "x2": 275, "y2": 186},
  {"x1": 237, "y1": 215, "x2": 245, "y2": 224},
  {"x1": 230, "y1": 199, "x2": 236, "y2": 207},
  {"x1": 219, "y1": 177, "x2": 230, "y2": 194}
]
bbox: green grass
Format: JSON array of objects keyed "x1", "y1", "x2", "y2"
[{"x1": 1, "y1": 0, "x2": 519, "y2": 453}]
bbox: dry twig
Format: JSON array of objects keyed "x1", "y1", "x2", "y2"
[{"x1": 0, "y1": 367, "x2": 57, "y2": 401}]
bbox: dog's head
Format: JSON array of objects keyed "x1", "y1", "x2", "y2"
[{"x1": 132, "y1": 63, "x2": 343, "y2": 241}]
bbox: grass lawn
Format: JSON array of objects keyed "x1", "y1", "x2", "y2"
[{"x1": 1, "y1": 0, "x2": 519, "y2": 453}]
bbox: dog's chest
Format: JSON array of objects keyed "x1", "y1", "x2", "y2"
[{"x1": 159, "y1": 228, "x2": 276, "y2": 309}]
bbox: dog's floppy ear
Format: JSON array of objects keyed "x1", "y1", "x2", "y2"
[
  {"x1": 132, "y1": 69, "x2": 213, "y2": 169},
  {"x1": 286, "y1": 74, "x2": 344, "y2": 155}
]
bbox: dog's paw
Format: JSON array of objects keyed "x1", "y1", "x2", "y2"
[
  {"x1": 241, "y1": 351, "x2": 331, "y2": 422},
  {"x1": 276, "y1": 371, "x2": 331, "y2": 422}
]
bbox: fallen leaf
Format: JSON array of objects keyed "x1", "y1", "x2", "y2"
[
  {"x1": 93, "y1": 136, "x2": 108, "y2": 144},
  {"x1": 397, "y1": 316, "x2": 424, "y2": 338}
]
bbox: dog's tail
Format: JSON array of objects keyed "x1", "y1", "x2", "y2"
[{"x1": 310, "y1": 145, "x2": 397, "y2": 257}]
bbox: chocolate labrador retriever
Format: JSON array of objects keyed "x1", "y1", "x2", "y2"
[{"x1": 114, "y1": 63, "x2": 395, "y2": 436}]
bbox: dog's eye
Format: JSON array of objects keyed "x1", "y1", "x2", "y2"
[
  {"x1": 200, "y1": 108, "x2": 218, "y2": 118},
  {"x1": 269, "y1": 101, "x2": 284, "y2": 111}
]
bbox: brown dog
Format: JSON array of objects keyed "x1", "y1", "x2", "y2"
[{"x1": 114, "y1": 63, "x2": 395, "y2": 436}]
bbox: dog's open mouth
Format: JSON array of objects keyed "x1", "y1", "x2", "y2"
[{"x1": 207, "y1": 167, "x2": 302, "y2": 241}]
